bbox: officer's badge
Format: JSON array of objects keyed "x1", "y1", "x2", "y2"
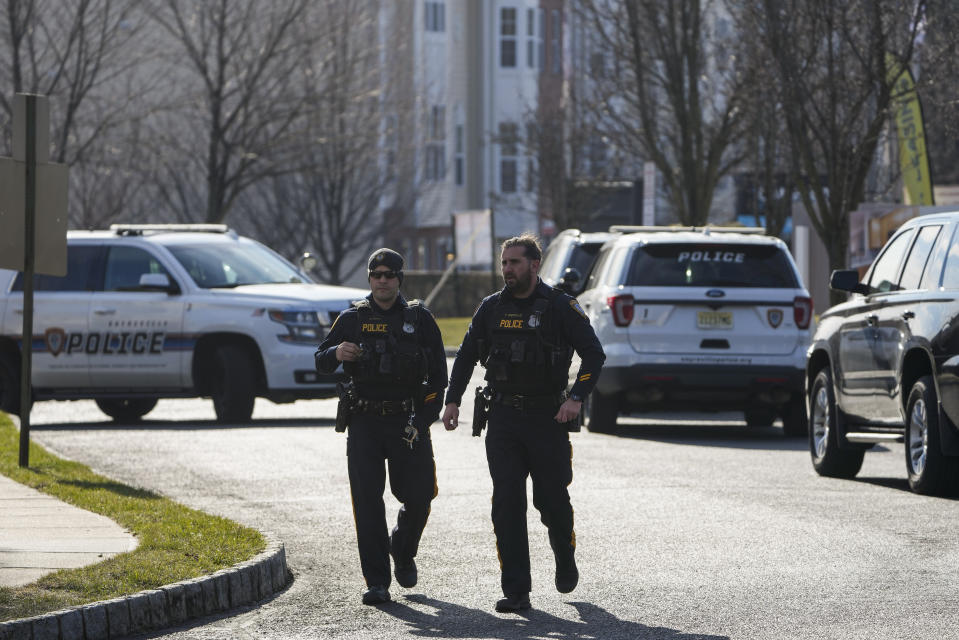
[
  {"x1": 45, "y1": 327, "x2": 66, "y2": 357},
  {"x1": 570, "y1": 299, "x2": 588, "y2": 319},
  {"x1": 767, "y1": 308, "x2": 784, "y2": 328},
  {"x1": 402, "y1": 321, "x2": 415, "y2": 333},
  {"x1": 528, "y1": 314, "x2": 540, "y2": 328}
]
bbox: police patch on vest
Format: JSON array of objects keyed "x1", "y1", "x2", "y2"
[
  {"x1": 767, "y1": 309, "x2": 784, "y2": 328},
  {"x1": 498, "y1": 318, "x2": 524, "y2": 329},
  {"x1": 570, "y1": 299, "x2": 587, "y2": 319},
  {"x1": 361, "y1": 322, "x2": 388, "y2": 332}
]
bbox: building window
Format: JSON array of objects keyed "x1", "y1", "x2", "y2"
[
  {"x1": 455, "y1": 124, "x2": 465, "y2": 186},
  {"x1": 500, "y1": 7, "x2": 517, "y2": 68},
  {"x1": 527, "y1": 158, "x2": 536, "y2": 192},
  {"x1": 383, "y1": 114, "x2": 397, "y2": 179},
  {"x1": 588, "y1": 136, "x2": 607, "y2": 177},
  {"x1": 425, "y1": 1, "x2": 445, "y2": 32},
  {"x1": 550, "y1": 9, "x2": 562, "y2": 74},
  {"x1": 425, "y1": 105, "x2": 446, "y2": 181},
  {"x1": 499, "y1": 121, "x2": 518, "y2": 193},
  {"x1": 526, "y1": 8, "x2": 543, "y2": 69}
]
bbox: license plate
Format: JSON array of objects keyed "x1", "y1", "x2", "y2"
[{"x1": 697, "y1": 310, "x2": 733, "y2": 329}]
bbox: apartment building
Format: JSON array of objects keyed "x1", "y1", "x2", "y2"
[{"x1": 383, "y1": 0, "x2": 565, "y2": 271}]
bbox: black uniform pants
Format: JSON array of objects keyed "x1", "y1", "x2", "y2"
[
  {"x1": 347, "y1": 413, "x2": 437, "y2": 588},
  {"x1": 485, "y1": 403, "x2": 575, "y2": 597}
]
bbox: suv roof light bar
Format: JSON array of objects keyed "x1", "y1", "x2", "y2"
[
  {"x1": 110, "y1": 223, "x2": 230, "y2": 236},
  {"x1": 608, "y1": 225, "x2": 766, "y2": 235}
]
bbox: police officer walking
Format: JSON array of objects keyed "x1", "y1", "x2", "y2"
[
  {"x1": 441, "y1": 233, "x2": 605, "y2": 613},
  {"x1": 316, "y1": 248, "x2": 447, "y2": 606}
]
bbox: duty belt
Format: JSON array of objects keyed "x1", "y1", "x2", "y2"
[
  {"x1": 354, "y1": 398, "x2": 414, "y2": 416},
  {"x1": 492, "y1": 391, "x2": 567, "y2": 411}
]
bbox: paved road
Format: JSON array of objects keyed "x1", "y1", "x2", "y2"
[{"x1": 23, "y1": 370, "x2": 959, "y2": 640}]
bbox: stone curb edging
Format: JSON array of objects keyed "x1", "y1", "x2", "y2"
[{"x1": 0, "y1": 533, "x2": 290, "y2": 640}]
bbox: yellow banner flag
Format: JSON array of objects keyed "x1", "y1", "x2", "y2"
[{"x1": 887, "y1": 55, "x2": 934, "y2": 206}]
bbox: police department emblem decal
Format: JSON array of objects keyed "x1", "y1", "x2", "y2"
[
  {"x1": 403, "y1": 322, "x2": 415, "y2": 333},
  {"x1": 767, "y1": 309, "x2": 784, "y2": 328},
  {"x1": 528, "y1": 314, "x2": 540, "y2": 328},
  {"x1": 45, "y1": 327, "x2": 66, "y2": 357}
]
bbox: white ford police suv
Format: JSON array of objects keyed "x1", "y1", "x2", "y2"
[
  {"x1": 576, "y1": 226, "x2": 813, "y2": 436},
  {"x1": 0, "y1": 224, "x2": 367, "y2": 423}
]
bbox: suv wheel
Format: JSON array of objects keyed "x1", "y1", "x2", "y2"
[
  {"x1": 584, "y1": 391, "x2": 618, "y2": 434},
  {"x1": 211, "y1": 344, "x2": 256, "y2": 423},
  {"x1": 905, "y1": 376, "x2": 959, "y2": 496},
  {"x1": 0, "y1": 354, "x2": 20, "y2": 416},
  {"x1": 95, "y1": 398, "x2": 158, "y2": 422},
  {"x1": 780, "y1": 394, "x2": 809, "y2": 437},
  {"x1": 809, "y1": 367, "x2": 864, "y2": 478},
  {"x1": 744, "y1": 407, "x2": 777, "y2": 428}
]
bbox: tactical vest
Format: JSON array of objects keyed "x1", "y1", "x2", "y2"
[
  {"x1": 344, "y1": 299, "x2": 428, "y2": 392},
  {"x1": 481, "y1": 290, "x2": 572, "y2": 395}
]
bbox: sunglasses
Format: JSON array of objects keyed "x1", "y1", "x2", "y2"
[{"x1": 369, "y1": 270, "x2": 398, "y2": 280}]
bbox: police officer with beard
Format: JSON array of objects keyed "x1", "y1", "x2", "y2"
[
  {"x1": 315, "y1": 248, "x2": 447, "y2": 606},
  {"x1": 441, "y1": 233, "x2": 605, "y2": 613}
]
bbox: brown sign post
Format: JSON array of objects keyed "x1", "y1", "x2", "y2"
[{"x1": 0, "y1": 94, "x2": 68, "y2": 467}]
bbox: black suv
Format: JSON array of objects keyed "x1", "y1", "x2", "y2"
[{"x1": 807, "y1": 211, "x2": 959, "y2": 495}]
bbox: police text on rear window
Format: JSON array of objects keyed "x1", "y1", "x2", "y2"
[{"x1": 625, "y1": 244, "x2": 799, "y2": 288}]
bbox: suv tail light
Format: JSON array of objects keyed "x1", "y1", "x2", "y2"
[
  {"x1": 793, "y1": 296, "x2": 812, "y2": 329},
  {"x1": 607, "y1": 294, "x2": 635, "y2": 327}
]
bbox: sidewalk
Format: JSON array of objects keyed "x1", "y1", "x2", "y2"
[{"x1": 0, "y1": 473, "x2": 137, "y2": 588}]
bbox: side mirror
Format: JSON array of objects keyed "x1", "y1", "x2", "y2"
[
  {"x1": 829, "y1": 269, "x2": 870, "y2": 295},
  {"x1": 139, "y1": 273, "x2": 178, "y2": 293},
  {"x1": 558, "y1": 267, "x2": 583, "y2": 293}
]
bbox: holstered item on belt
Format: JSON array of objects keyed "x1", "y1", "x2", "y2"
[
  {"x1": 335, "y1": 381, "x2": 354, "y2": 433},
  {"x1": 472, "y1": 386, "x2": 491, "y2": 437}
]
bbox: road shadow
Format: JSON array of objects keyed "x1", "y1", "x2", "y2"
[
  {"x1": 381, "y1": 594, "x2": 728, "y2": 640},
  {"x1": 855, "y1": 475, "x2": 959, "y2": 499},
  {"x1": 29, "y1": 417, "x2": 337, "y2": 432},
  {"x1": 608, "y1": 422, "x2": 808, "y2": 452}
]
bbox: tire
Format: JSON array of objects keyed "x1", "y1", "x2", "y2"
[
  {"x1": 744, "y1": 407, "x2": 777, "y2": 428},
  {"x1": 905, "y1": 376, "x2": 959, "y2": 496},
  {"x1": 809, "y1": 367, "x2": 864, "y2": 478},
  {"x1": 583, "y1": 391, "x2": 618, "y2": 434},
  {"x1": 0, "y1": 354, "x2": 20, "y2": 416},
  {"x1": 780, "y1": 394, "x2": 809, "y2": 437},
  {"x1": 210, "y1": 344, "x2": 256, "y2": 423},
  {"x1": 95, "y1": 398, "x2": 158, "y2": 422}
]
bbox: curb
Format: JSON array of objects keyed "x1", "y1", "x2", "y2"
[{"x1": 0, "y1": 533, "x2": 290, "y2": 640}]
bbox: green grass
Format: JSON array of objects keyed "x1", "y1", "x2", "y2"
[
  {"x1": 0, "y1": 415, "x2": 265, "y2": 622},
  {"x1": 435, "y1": 316, "x2": 471, "y2": 349}
]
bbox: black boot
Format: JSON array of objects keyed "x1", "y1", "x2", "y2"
[
  {"x1": 393, "y1": 557, "x2": 418, "y2": 588},
  {"x1": 390, "y1": 533, "x2": 418, "y2": 588},
  {"x1": 362, "y1": 585, "x2": 390, "y2": 605},
  {"x1": 495, "y1": 593, "x2": 531, "y2": 612},
  {"x1": 555, "y1": 551, "x2": 578, "y2": 594}
]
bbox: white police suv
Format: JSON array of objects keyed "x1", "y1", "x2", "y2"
[
  {"x1": 576, "y1": 226, "x2": 813, "y2": 435},
  {"x1": 0, "y1": 224, "x2": 367, "y2": 423}
]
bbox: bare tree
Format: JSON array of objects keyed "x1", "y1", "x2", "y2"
[
  {"x1": 733, "y1": 24, "x2": 796, "y2": 239},
  {"x1": 147, "y1": 0, "x2": 310, "y2": 224},
  {"x1": 574, "y1": 0, "x2": 747, "y2": 225},
  {"x1": 237, "y1": 0, "x2": 405, "y2": 285},
  {"x1": 0, "y1": 0, "x2": 148, "y2": 225},
  {"x1": 739, "y1": 0, "x2": 929, "y2": 302}
]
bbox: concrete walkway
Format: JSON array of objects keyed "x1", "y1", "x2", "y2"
[{"x1": 0, "y1": 473, "x2": 138, "y2": 588}]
